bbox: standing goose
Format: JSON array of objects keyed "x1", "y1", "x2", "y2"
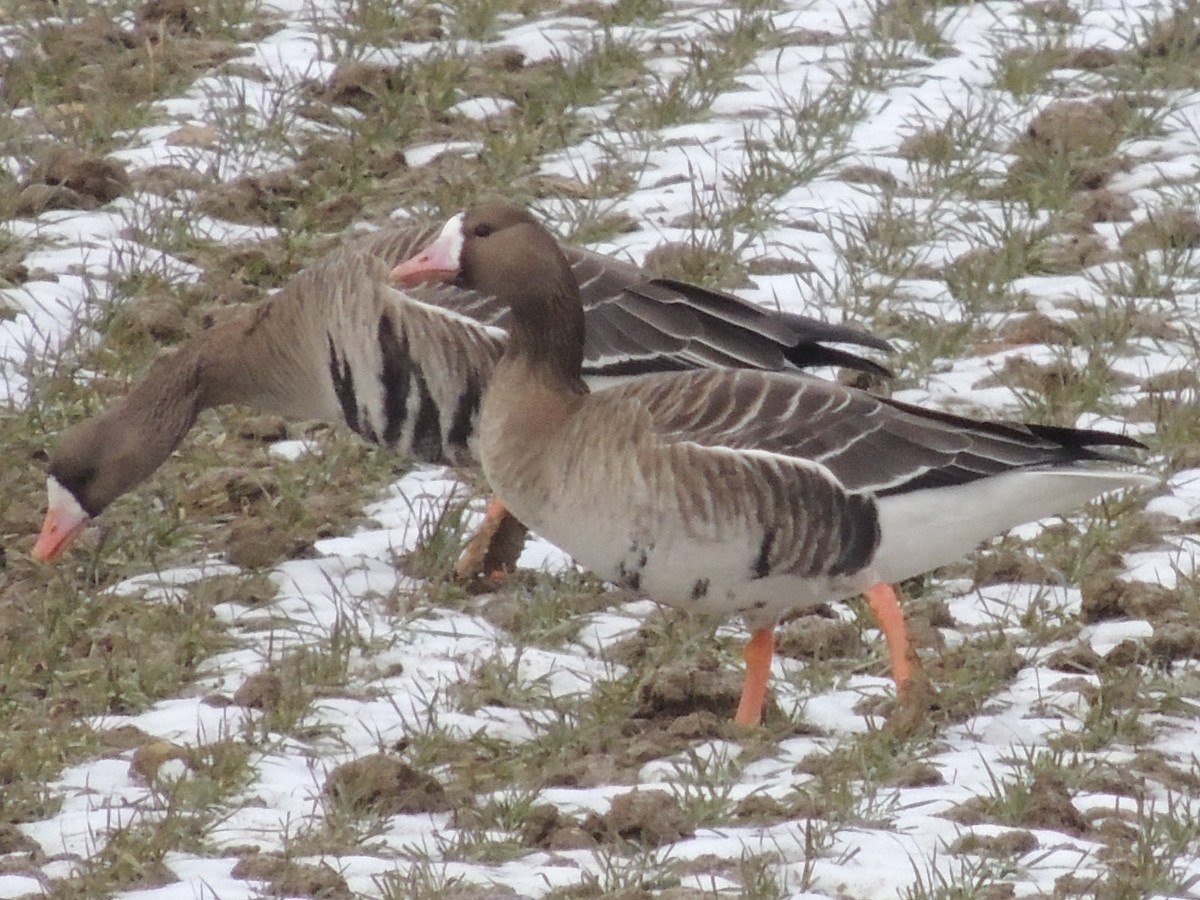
[
  {"x1": 33, "y1": 222, "x2": 888, "y2": 565},
  {"x1": 393, "y1": 202, "x2": 1155, "y2": 726}
]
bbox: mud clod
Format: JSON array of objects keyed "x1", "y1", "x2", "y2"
[
  {"x1": 19, "y1": 147, "x2": 130, "y2": 213},
  {"x1": 776, "y1": 615, "x2": 862, "y2": 661},
  {"x1": 587, "y1": 789, "x2": 693, "y2": 847},
  {"x1": 136, "y1": 0, "x2": 198, "y2": 35},
  {"x1": 1068, "y1": 189, "x2": 1135, "y2": 223},
  {"x1": 1047, "y1": 642, "x2": 1105, "y2": 674},
  {"x1": 1080, "y1": 574, "x2": 1180, "y2": 623},
  {"x1": 238, "y1": 415, "x2": 289, "y2": 442},
  {"x1": 952, "y1": 829, "x2": 1038, "y2": 857},
  {"x1": 634, "y1": 659, "x2": 744, "y2": 720},
  {"x1": 0, "y1": 823, "x2": 41, "y2": 857},
  {"x1": 1023, "y1": 773, "x2": 1088, "y2": 835},
  {"x1": 1147, "y1": 623, "x2": 1200, "y2": 662},
  {"x1": 231, "y1": 855, "x2": 352, "y2": 899},
  {"x1": 233, "y1": 671, "x2": 283, "y2": 710},
  {"x1": 130, "y1": 740, "x2": 195, "y2": 783},
  {"x1": 1120, "y1": 207, "x2": 1200, "y2": 256},
  {"x1": 323, "y1": 753, "x2": 451, "y2": 815},
  {"x1": 520, "y1": 804, "x2": 597, "y2": 850}
]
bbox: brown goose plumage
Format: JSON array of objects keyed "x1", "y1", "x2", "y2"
[
  {"x1": 394, "y1": 202, "x2": 1154, "y2": 725},
  {"x1": 34, "y1": 222, "x2": 888, "y2": 560}
]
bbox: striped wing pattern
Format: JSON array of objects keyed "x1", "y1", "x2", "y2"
[{"x1": 613, "y1": 369, "x2": 1141, "y2": 498}]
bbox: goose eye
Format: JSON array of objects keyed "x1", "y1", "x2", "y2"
[{"x1": 472, "y1": 223, "x2": 493, "y2": 238}]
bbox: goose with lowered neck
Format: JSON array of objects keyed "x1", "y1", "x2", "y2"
[
  {"x1": 34, "y1": 222, "x2": 889, "y2": 563},
  {"x1": 394, "y1": 202, "x2": 1155, "y2": 726}
]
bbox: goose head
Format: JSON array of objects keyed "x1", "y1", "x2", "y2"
[
  {"x1": 36, "y1": 358, "x2": 204, "y2": 562},
  {"x1": 393, "y1": 203, "x2": 586, "y2": 384},
  {"x1": 35, "y1": 414, "x2": 139, "y2": 561}
]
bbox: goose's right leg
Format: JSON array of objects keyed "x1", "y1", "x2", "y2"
[{"x1": 454, "y1": 497, "x2": 528, "y2": 583}]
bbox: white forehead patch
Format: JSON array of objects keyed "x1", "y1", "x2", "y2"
[
  {"x1": 47, "y1": 475, "x2": 88, "y2": 522},
  {"x1": 437, "y1": 212, "x2": 465, "y2": 265}
]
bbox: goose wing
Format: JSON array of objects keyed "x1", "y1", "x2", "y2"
[
  {"x1": 299, "y1": 247, "x2": 504, "y2": 463},
  {"x1": 350, "y1": 227, "x2": 890, "y2": 377},
  {"x1": 614, "y1": 369, "x2": 1143, "y2": 497}
]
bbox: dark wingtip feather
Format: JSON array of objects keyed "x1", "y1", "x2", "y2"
[
  {"x1": 648, "y1": 276, "x2": 893, "y2": 374},
  {"x1": 885, "y1": 395, "x2": 1150, "y2": 460},
  {"x1": 783, "y1": 342, "x2": 893, "y2": 379},
  {"x1": 1024, "y1": 422, "x2": 1148, "y2": 452}
]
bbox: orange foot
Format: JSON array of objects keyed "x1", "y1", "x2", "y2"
[
  {"x1": 865, "y1": 582, "x2": 934, "y2": 733},
  {"x1": 453, "y1": 497, "x2": 529, "y2": 585}
]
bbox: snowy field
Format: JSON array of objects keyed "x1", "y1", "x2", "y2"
[{"x1": 2, "y1": 0, "x2": 1200, "y2": 897}]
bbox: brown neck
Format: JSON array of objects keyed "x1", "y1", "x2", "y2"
[
  {"x1": 57, "y1": 302, "x2": 314, "y2": 515},
  {"x1": 504, "y1": 300, "x2": 588, "y2": 395},
  {"x1": 53, "y1": 342, "x2": 209, "y2": 515},
  {"x1": 487, "y1": 250, "x2": 588, "y2": 395}
]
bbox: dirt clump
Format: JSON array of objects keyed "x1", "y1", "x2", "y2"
[
  {"x1": 1147, "y1": 622, "x2": 1200, "y2": 662},
  {"x1": 1023, "y1": 98, "x2": 1127, "y2": 158},
  {"x1": 1080, "y1": 574, "x2": 1179, "y2": 623},
  {"x1": 839, "y1": 164, "x2": 898, "y2": 189},
  {"x1": 972, "y1": 547, "x2": 1060, "y2": 586},
  {"x1": 519, "y1": 804, "x2": 597, "y2": 850},
  {"x1": 584, "y1": 789, "x2": 693, "y2": 847},
  {"x1": 951, "y1": 829, "x2": 1038, "y2": 857},
  {"x1": 1046, "y1": 642, "x2": 1105, "y2": 674},
  {"x1": 776, "y1": 614, "x2": 862, "y2": 662},
  {"x1": 198, "y1": 170, "x2": 305, "y2": 225},
  {"x1": 16, "y1": 147, "x2": 130, "y2": 215},
  {"x1": 133, "y1": 164, "x2": 214, "y2": 197},
  {"x1": 323, "y1": 753, "x2": 451, "y2": 815},
  {"x1": 1137, "y1": 9, "x2": 1200, "y2": 59},
  {"x1": 1061, "y1": 47, "x2": 1123, "y2": 69},
  {"x1": 998, "y1": 312, "x2": 1076, "y2": 346},
  {"x1": 1119, "y1": 207, "x2": 1200, "y2": 256},
  {"x1": 1024, "y1": 773, "x2": 1088, "y2": 835},
  {"x1": 232, "y1": 671, "x2": 283, "y2": 710},
  {"x1": 225, "y1": 517, "x2": 310, "y2": 568},
  {"x1": 1006, "y1": 98, "x2": 1134, "y2": 196},
  {"x1": 185, "y1": 467, "x2": 277, "y2": 514},
  {"x1": 97, "y1": 725, "x2": 156, "y2": 753},
  {"x1": 545, "y1": 752, "x2": 627, "y2": 788},
  {"x1": 891, "y1": 761, "x2": 945, "y2": 788},
  {"x1": 238, "y1": 415, "x2": 288, "y2": 442},
  {"x1": 130, "y1": 740, "x2": 195, "y2": 783},
  {"x1": 1102, "y1": 639, "x2": 1141, "y2": 666},
  {"x1": 1038, "y1": 231, "x2": 1114, "y2": 272},
  {"x1": 317, "y1": 61, "x2": 404, "y2": 110},
  {"x1": 0, "y1": 823, "x2": 41, "y2": 857},
  {"x1": 633, "y1": 658, "x2": 746, "y2": 720},
  {"x1": 136, "y1": 0, "x2": 198, "y2": 35},
  {"x1": 1068, "y1": 188, "x2": 1135, "y2": 223},
  {"x1": 642, "y1": 241, "x2": 750, "y2": 291},
  {"x1": 132, "y1": 298, "x2": 188, "y2": 344},
  {"x1": 231, "y1": 854, "x2": 352, "y2": 899}
]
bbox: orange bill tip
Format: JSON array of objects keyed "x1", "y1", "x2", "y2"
[{"x1": 33, "y1": 477, "x2": 89, "y2": 563}]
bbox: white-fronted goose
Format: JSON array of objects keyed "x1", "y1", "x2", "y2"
[
  {"x1": 33, "y1": 222, "x2": 888, "y2": 564},
  {"x1": 393, "y1": 203, "x2": 1155, "y2": 726}
]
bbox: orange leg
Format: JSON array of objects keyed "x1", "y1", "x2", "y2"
[
  {"x1": 454, "y1": 497, "x2": 515, "y2": 582},
  {"x1": 735, "y1": 627, "x2": 776, "y2": 725},
  {"x1": 865, "y1": 582, "x2": 915, "y2": 691}
]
